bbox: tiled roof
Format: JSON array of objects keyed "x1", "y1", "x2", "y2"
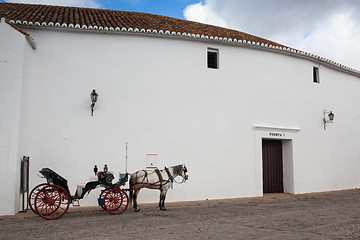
[
  {"x1": 0, "y1": 2, "x2": 286, "y2": 47},
  {"x1": 0, "y1": 2, "x2": 359, "y2": 75}
]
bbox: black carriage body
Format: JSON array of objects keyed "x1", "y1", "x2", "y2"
[
  {"x1": 39, "y1": 168, "x2": 71, "y2": 196},
  {"x1": 39, "y1": 168, "x2": 128, "y2": 200}
]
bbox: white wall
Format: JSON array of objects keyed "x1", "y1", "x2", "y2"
[
  {"x1": 2, "y1": 26, "x2": 360, "y2": 215},
  {"x1": 0, "y1": 19, "x2": 33, "y2": 215}
]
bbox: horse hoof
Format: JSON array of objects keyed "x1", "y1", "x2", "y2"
[
  {"x1": 160, "y1": 207, "x2": 167, "y2": 211},
  {"x1": 135, "y1": 208, "x2": 140, "y2": 212}
]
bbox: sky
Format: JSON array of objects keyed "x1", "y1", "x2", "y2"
[{"x1": 2, "y1": 0, "x2": 360, "y2": 70}]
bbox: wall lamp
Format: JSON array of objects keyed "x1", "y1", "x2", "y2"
[
  {"x1": 323, "y1": 110, "x2": 334, "y2": 130},
  {"x1": 90, "y1": 89, "x2": 98, "y2": 116}
]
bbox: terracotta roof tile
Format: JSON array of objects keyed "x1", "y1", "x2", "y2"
[{"x1": 0, "y1": 2, "x2": 286, "y2": 47}]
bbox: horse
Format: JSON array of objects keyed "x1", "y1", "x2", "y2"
[{"x1": 129, "y1": 164, "x2": 188, "y2": 211}]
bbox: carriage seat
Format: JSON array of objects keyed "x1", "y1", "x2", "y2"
[
  {"x1": 76, "y1": 182, "x2": 86, "y2": 197},
  {"x1": 75, "y1": 176, "x2": 100, "y2": 197}
]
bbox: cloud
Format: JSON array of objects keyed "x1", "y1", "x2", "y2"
[
  {"x1": 4, "y1": 0, "x2": 101, "y2": 8},
  {"x1": 183, "y1": 2, "x2": 228, "y2": 28},
  {"x1": 296, "y1": 10, "x2": 360, "y2": 69},
  {"x1": 184, "y1": 0, "x2": 360, "y2": 70}
]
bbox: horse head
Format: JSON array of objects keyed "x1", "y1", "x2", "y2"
[{"x1": 173, "y1": 164, "x2": 188, "y2": 182}]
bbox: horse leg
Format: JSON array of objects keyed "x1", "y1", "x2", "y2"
[
  {"x1": 159, "y1": 188, "x2": 168, "y2": 211},
  {"x1": 133, "y1": 189, "x2": 140, "y2": 212},
  {"x1": 158, "y1": 195, "x2": 162, "y2": 208},
  {"x1": 160, "y1": 194, "x2": 166, "y2": 211}
]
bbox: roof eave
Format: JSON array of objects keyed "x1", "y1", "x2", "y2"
[
  {"x1": 9, "y1": 20, "x2": 360, "y2": 77},
  {"x1": 2, "y1": 18, "x2": 36, "y2": 49}
]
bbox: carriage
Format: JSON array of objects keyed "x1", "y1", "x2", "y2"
[
  {"x1": 28, "y1": 165, "x2": 129, "y2": 220},
  {"x1": 28, "y1": 164, "x2": 188, "y2": 220}
]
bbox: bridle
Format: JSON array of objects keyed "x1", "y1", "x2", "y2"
[{"x1": 165, "y1": 166, "x2": 188, "y2": 184}]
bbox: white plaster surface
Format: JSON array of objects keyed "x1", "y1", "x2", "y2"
[
  {"x1": 1, "y1": 24, "x2": 360, "y2": 215},
  {"x1": 0, "y1": 19, "x2": 33, "y2": 215}
]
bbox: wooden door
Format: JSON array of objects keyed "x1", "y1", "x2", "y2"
[{"x1": 262, "y1": 139, "x2": 283, "y2": 193}]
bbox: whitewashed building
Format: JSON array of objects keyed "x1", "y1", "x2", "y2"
[{"x1": 1, "y1": 2, "x2": 360, "y2": 216}]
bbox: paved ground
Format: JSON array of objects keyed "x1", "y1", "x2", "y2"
[{"x1": 1, "y1": 189, "x2": 360, "y2": 239}]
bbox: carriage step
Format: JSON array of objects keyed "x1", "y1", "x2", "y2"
[{"x1": 72, "y1": 200, "x2": 80, "y2": 207}]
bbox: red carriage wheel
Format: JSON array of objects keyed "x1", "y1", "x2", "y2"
[
  {"x1": 104, "y1": 189, "x2": 129, "y2": 214},
  {"x1": 34, "y1": 185, "x2": 70, "y2": 220},
  {"x1": 29, "y1": 183, "x2": 48, "y2": 215}
]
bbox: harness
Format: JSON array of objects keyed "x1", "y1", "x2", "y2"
[
  {"x1": 165, "y1": 167, "x2": 174, "y2": 183},
  {"x1": 139, "y1": 170, "x2": 148, "y2": 183},
  {"x1": 155, "y1": 168, "x2": 164, "y2": 188},
  {"x1": 131, "y1": 166, "x2": 186, "y2": 191},
  {"x1": 131, "y1": 169, "x2": 170, "y2": 190}
]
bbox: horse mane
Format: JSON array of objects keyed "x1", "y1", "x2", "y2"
[{"x1": 171, "y1": 164, "x2": 184, "y2": 175}]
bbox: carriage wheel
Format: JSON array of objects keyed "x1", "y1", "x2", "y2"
[
  {"x1": 34, "y1": 185, "x2": 70, "y2": 220},
  {"x1": 29, "y1": 183, "x2": 48, "y2": 215},
  {"x1": 104, "y1": 189, "x2": 128, "y2": 214},
  {"x1": 99, "y1": 189, "x2": 110, "y2": 210}
]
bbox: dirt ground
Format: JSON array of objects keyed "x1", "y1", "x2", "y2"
[{"x1": 1, "y1": 189, "x2": 360, "y2": 240}]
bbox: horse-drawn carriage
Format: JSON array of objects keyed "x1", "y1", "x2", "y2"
[
  {"x1": 28, "y1": 164, "x2": 188, "y2": 220},
  {"x1": 28, "y1": 165, "x2": 129, "y2": 219}
]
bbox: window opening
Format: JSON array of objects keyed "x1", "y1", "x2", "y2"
[
  {"x1": 207, "y1": 48, "x2": 218, "y2": 69},
  {"x1": 313, "y1": 66, "x2": 320, "y2": 83}
]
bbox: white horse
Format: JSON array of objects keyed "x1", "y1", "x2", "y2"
[{"x1": 129, "y1": 164, "x2": 188, "y2": 211}]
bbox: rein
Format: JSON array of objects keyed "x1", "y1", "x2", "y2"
[{"x1": 173, "y1": 177, "x2": 186, "y2": 184}]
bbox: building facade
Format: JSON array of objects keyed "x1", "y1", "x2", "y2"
[{"x1": 1, "y1": 3, "x2": 360, "y2": 216}]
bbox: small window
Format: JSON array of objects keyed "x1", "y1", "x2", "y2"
[
  {"x1": 313, "y1": 66, "x2": 320, "y2": 83},
  {"x1": 207, "y1": 48, "x2": 218, "y2": 69}
]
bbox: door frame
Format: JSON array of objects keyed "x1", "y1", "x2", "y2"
[{"x1": 254, "y1": 125, "x2": 300, "y2": 196}]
